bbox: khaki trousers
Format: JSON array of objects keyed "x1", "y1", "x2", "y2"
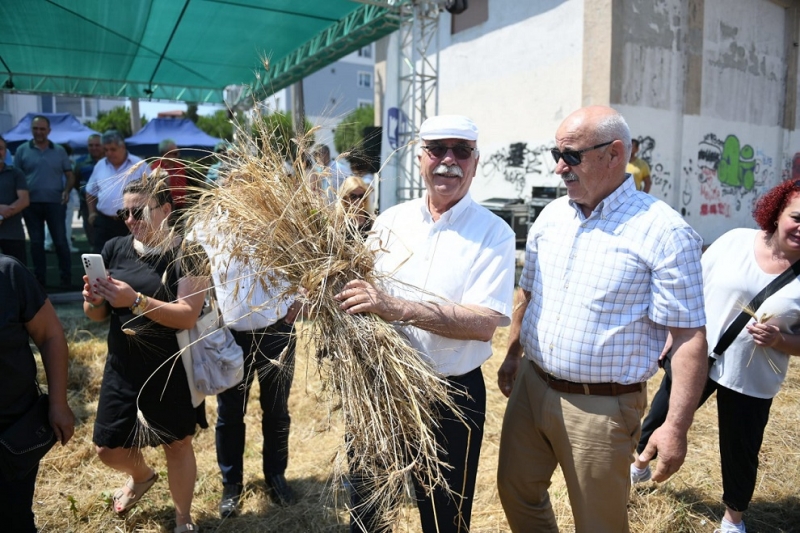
[{"x1": 497, "y1": 359, "x2": 647, "y2": 533}]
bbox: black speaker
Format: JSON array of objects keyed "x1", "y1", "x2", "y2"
[
  {"x1": 445, "y1": 0, "x2": 468, "y2": 15},
  {"x1": 360, "y1": 126, "x2": 382, "y2": 174}
]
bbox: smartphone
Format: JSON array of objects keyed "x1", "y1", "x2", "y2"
[{"x1": 81, "y1": 254, "x2": 107, "y2": 289}]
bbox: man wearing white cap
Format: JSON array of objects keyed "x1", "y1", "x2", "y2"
[{"x1": 335, "y1": 115, "x2": 516, "y2": 532}]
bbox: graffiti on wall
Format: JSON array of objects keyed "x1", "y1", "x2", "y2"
[
  {"x1": 635, "y1": 136, "x2": 673, "y2": 198},
  {"x1": 481, "y1": 142, "x2": 555, "y2": 196},
  {"x1": 681, "y1": 133, "x2": 767, "y2": 218}
]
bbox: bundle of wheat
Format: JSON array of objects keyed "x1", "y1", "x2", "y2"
[{"x1": 181, "y1": 112, "x2": 464, "y2": 529}]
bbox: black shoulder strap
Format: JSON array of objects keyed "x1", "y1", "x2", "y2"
[{"x1": 713, "y1": 258, "x2": 800, "y2": 355}]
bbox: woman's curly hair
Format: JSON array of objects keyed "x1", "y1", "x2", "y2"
[{"x1": 752, "y1": 179, "x2": 800, "y2": 232}]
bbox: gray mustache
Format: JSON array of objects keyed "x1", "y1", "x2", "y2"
[{"x1": 433, "y1": 164, "x2": 463, "y2": 177}]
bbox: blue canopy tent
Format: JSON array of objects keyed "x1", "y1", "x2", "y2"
[
  {"x1": 125, "y1": 117, "x2": 221, "y2": 158},
  {"x1": 2, "y1": 112, "x2": 100, "y2": 155}
]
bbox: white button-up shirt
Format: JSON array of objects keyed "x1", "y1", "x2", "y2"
[
  {"x1": 519, "y1": 177, "x2": 705, "y2": 384},
  {"x1": 86, "y1": 153, "x2": 146, "y2": 216},
  {"x1": 371, "y1": 191, "x2": 516, "y2": 376}
]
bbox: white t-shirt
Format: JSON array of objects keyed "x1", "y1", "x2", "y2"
[
  {"x1": 370, "y1": 192, "x2": 516, "y2": 376},
  {"x1": 706, "y1": 228, "x2": 800, "y2": 399}
]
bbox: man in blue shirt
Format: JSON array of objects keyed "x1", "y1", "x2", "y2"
[{"x1": 13, "y1": 116, "x2": 75, "y2": 288}]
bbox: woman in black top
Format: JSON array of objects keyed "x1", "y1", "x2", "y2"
[{"x1": 83, "y1": 177, "x2": 207, "y2": 533}]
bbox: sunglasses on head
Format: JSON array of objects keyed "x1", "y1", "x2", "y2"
[
  {"x1": 117, "y1": 206, "x2": 148, "y2": 221},
  {"x1": 550, "y1": 140, "x2": 614, "y2": 166},
  {"x1": 422, "y1": 144, "x2": 476, "y2": 161}
]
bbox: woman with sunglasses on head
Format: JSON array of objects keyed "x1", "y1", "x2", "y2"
[
  {"x1": 82, "y1": 176, "x2": 208, "y2": 533},
  {"x1": 338, "y1": 175, "x2": 375, "y2": 238},
  {"x1": 631, "y1": 179, "x2": 800, "y2": 533}
]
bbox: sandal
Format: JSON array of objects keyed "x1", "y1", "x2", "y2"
[
  {"x1": 112, "y1": 470, "x2": 159, "y2": 514},
  {"x1": 174, "y1": 524, "x2": 200, "y2": 533}
]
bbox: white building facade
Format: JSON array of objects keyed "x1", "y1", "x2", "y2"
[{"x1": 377, "y1": 0, "x2": 800, "y2": 245}]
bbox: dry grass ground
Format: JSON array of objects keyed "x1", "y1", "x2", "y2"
[{"x1": 32, "y1": 305, "x2": 800, "y2": 532}]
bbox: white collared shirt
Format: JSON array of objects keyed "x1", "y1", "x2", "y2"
[
  {"x1": 519, "y1": 177, "x2": 706, "y2": 384},
  {"x1": 371, "y1": 191, "x2": 516, "y2": 376},
  {"x1": 190, "y1": 220, "x2": 291, "y2": 331},
  {"x1": 86, "y1": 153, "x2": 146, "y2": 216}
]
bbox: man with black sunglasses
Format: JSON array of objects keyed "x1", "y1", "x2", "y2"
[
  {"x1": 335, "y1": 114, "x2": 516, "y2": 533},
  {"x1": 85, "y1": 130, "x2": 146, "y2": 253},
  {"x1": 497, "y1": 106, "x2": 708, "y2": 532}
]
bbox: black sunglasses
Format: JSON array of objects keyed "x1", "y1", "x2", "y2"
[
  {"x1": 550, "y1": 140, "x2": 614, "y2": 166},
  {"x1": 347, "y1": 193, "x2": 365, "y2": 201},
  {"x1": 117, "y1": 206, "x2": 148, "y2": 221},
  {"x1": 422, "y1": 144, "x2": 476, "y2": 161}
]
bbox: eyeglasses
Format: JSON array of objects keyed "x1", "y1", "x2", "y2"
[
  {"x1": 422, "y1": 144, "x2": 476, "y2": 161},
  {"x1": 550, "y1": 140, "x2": 614, "y2": 166},
  {"x1": 117, "y1": 206, "x2": 148, "y2": 221}
]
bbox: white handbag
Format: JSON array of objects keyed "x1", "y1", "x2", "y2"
[{"x1": 177, "y1": 298, "x2": 244, "y2": 407}]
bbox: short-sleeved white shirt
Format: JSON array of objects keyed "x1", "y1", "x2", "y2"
[
  {"x1": 519, "y1": 177, "x2": 706, "y2": 384},
  {"x1": 371, "y1": 191, "x2": 516, "y2": 377},
  {"x1": 706, "y1": 228, "x2": 800, "y2": 399},
  {"x1": 86, "y1": 153, "x2": 146, "y2": 216}
]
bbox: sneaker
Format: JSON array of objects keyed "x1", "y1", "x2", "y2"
[
  {"x1": 630, "y1": 463, "x2": 652, "y2": 484},
  {"x1": 714, "y1": 518, "x2": 746, "y2": 533}
]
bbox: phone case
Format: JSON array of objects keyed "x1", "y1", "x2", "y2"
[{"x1": 81, "y1": 254, "x2": 107, "y2": 288}]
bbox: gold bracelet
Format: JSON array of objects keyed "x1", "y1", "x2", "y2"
[{"x1": 130, "y1": 292, "x2": 148, "y2": 315}]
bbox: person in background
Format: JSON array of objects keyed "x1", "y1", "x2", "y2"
[
  {"x1": 631, "y1": 179, "x2": 800, "y2": 533},
  {"x1": 338, "y1": 175, "x2": 374, "y2": 238},
  {"x1": 14, "y1": 115, "x2": 75, "y2": 288},
  {"x1": 313, "y1": 144, "x2": 350, "y2": 201},
  {"x1": 192, "y1": 219, "x2": 303, "y2": 517},
  {"x1": 85, "y1": 130, "x2": 146, "y2": 254},
  {"x1": 336, "y1": 114, "x2": 516, "y2": 533},
  {"x1": 626, "y1": 138, "x2": 651, "y2": 193},
  {"x1": 151, "y1": 139, "x2": 187, "y2": 214},
  {"x1": 83, "y1": 178, "x2": 207, "y2": 533},
  {"x1": 205, "y1": 142, "x2": 229, "y2": 185},
  {"x1": 0, "y1": 135, "x2": 30, "y2": 263},
  {"x1": 73, "y1": 133, "x2": 104, "y2": 247},
  {"x1": 45, "y1": 143, "x2": 80, "y2": 253},
  {"x1": 497, "y1": 106, "x2": 707, "y2": 533},
  {"x1": 0, "y1": 253, "x2": 74, "y2": 531}
]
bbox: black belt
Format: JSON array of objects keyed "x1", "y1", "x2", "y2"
[{"x1": 531, "y1": 360, "x2": 643, "y2": 396}]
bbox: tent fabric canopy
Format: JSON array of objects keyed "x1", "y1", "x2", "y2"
[
  {"x1": 2, "y1": 112, "x2": 100, "y2": 152},
  {"x1": 126, "y1": 117, "x2": 221, "y2": 152},
  {"x1": 0, "y1": 0, "x2": 405, "y2": 104}
]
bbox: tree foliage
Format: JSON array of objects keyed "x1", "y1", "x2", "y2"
[
  {"x1": 254, "y1": 111, "x2": 315, "y2": 161},
  {"x1": 85, "y1": 106, "x2": 147, "y2": 138},
  {"x1": 334, "y1": 105, "x2": 374, "y2": 155},
  {"x1": 196, "y1": 110, "x2": 236, "y2": 141}
]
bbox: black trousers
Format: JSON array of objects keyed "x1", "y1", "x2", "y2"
[
  {"x1": 350, "y1": 366, "x2": 486, "y2": 533},
  {"x1": 637, "y1": 357, "x2": 772, "y2": 512},
  {"x1": 215, "y1": 321, "x2": 295, "y2": 485}
]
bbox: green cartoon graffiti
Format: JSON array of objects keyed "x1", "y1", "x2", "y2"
[{"x1": 718, "y1": 135, "x2": 756, "y2": 190}]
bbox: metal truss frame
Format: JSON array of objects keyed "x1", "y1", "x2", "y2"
[{"x1": 394, "y1": 1, "x2": 441, "y2": 202}]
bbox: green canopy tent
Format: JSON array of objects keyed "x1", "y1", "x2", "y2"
[{"x1": 0, "y1": 0, "x2": 406, "y2": 104}]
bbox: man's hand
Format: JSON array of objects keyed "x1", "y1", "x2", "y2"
[
  {"x1": 334, "y1": 279, "x2": 406, "y2": 322},
  {"x1": 497, "y1": 355, "x2": 520, "y2": 398},
  {"x1": 638, "y1": 422, "x2": 687, "y2": 482}
]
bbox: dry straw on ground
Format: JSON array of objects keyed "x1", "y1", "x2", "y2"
[{"x1": 36, "y1": 312, "x2": 800, "y2": 532}]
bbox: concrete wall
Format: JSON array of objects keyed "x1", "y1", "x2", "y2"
[{"x1": 388, "y1": 0, "x2": 800, "y2": 245}]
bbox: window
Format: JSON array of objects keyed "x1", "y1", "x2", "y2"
[
  {"x1": 357, "y1": 99, "x2": 372, "y2": 109},
  {"x1": 358, "y1": 45, "x2": 372, "y2": 58},
  {"x1": 357, "y1": 71, "x2": 372, "y2": 88},
  {"x1": 451, "y1": 0, "x2": 488, "y2": 34},
  {"x1": 55, "y1": 96, "x2": 83, "y2": 117}
]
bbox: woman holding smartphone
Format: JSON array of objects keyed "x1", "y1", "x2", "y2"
[{"x1": 82, "y1": 177, "x2": 208, "y2": 533}]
